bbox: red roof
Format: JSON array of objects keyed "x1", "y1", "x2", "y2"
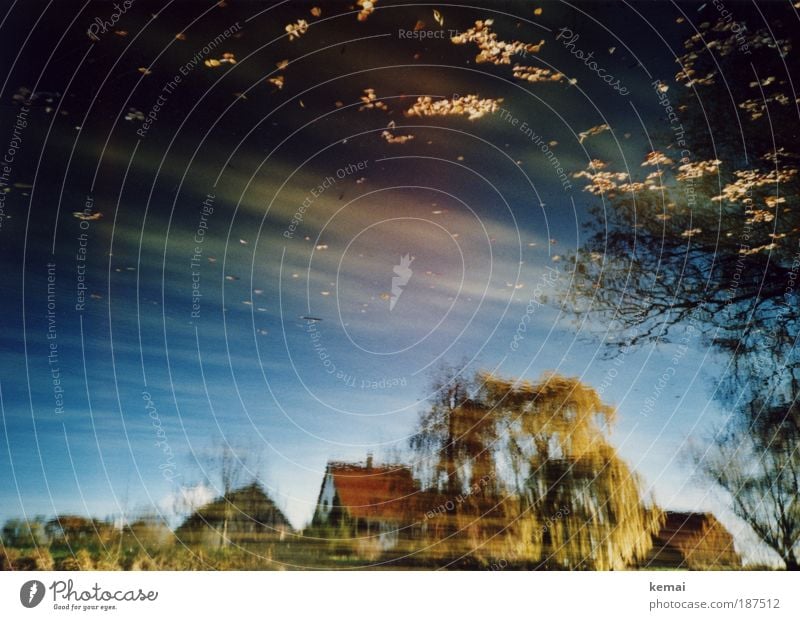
[
  {"x1": 329, "y1": 463, "x2": 420, "y2": 522},
  {"x1": 645, "y1": 511, "x2": 740, "y2": 568}
]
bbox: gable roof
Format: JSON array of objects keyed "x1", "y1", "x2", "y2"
[
  {"x1": 177, "y1": 482, "x2": 292, "y2": 534},
  {"x1": 645, "y1": 511, "x2": 740, "y2": 568},
  {"x1": 327, "y1": 462, "x2": 420, "y2": 522}
]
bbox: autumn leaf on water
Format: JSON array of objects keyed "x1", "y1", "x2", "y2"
[
  {"x1": 359, "y1": 88, "x2": 388, "y2": 111},
  {"x1": 642, "y1": 151, "x2": 674, "y2": 166},
  {"x1": 513, "y1": 65, "x2": 565, "y2": 83},
  {"x1": 286, "y1": 19, "x2": 309, "y2": 40},
  {"x1": 572, "y1": 163, "x2": 629, "y2": 195},
  {"x1": 405, "y1": 94, "x2": 503, "y2": 121},
  {"x1": 381, "y1": 130, "x2": 414, "y2": 144},
  {"x1": 452, "y1": 20, "x2": 544, "y2": 65},
  {"x1": 357, "y1": 0, "x2": 378, "y2": 22},
  {"x1": 72, "y1": 211, "x2": 102, "y2": 221},
  {"x1": 205, "y1": 53, "x2": 236, "y2": 68},
  {"x1": 676, "y1": 159, "x2": 721, "y2": 181},
  {"x1": 124, "y1": 108, "x2": 144, "y2": 122},
  {"x1": 578, "y1": 123, "x2": 610, "y2": 144}
]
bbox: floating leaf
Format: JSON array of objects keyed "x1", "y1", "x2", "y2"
[
  {"x1": 381, "y1": 130, "x2": 414, "y2": 144},
  {"x1": 286, "y1": 19, "x2": 309, "y2": 40},
  {"x1": 72, "y1": 211, "x2": 102, "y2": 221},
  {"x1": 357, "y1": 0, "x2": 377, "y2": 21}
]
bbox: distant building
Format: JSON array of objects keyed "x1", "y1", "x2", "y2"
[
  {"x1": 45, "y1": 515, "x2": 115, "y2": 547},
  {"x1": 312, "y1": 455, "x2": 422, "y2": 558},
  {"x1": 176, "y1": 482, "x2": 292, "y2": 547},
  {"x1": 642, "y1": 511, "x2": 741, "y2": 569}
]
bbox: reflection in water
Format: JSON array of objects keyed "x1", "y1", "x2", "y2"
[
  {"x1": 1, "y1": 2, "x2": 798, "y2": 573},
  {"x1": 567, "y1": 10, "x2": 800, "y2": 570},
  {"x1": 1, "y1": 372, "x2": 740, "y2": 570}
]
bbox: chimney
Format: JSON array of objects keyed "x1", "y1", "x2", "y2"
[{"x1": 366, "y1": 452, "x2": 373, "y2": 470}]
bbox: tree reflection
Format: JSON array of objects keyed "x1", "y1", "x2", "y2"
[
  {"x1": 411, "y1": 367, "x2": 662, "y2": 569},
  {"x1": 566, "y1": 7, "x2": 800, "y2": 568}
]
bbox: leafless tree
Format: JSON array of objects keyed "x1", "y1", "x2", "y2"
[
  {"x1": 200, "y1": 440, "x2": 261, "y2": 547},
  {"x1": 694, "y1": 405, "x2": 800, "y2": 570},
  {"x1": 565, "y1": 10, "x2": 800, "y2": 567}
]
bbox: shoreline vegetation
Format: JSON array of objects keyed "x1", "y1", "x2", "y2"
[{"x1": 1, "y1": 372, "x2": 748, "y2": 572}]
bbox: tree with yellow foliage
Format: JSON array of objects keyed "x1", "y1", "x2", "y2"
[{"x1": 410, "y1": 367, "x2": 662, "y2": 569}]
